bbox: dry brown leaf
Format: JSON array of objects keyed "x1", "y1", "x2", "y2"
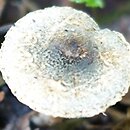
[{"x1": 0, "y1": 91, "x2": 5, "y2": 102}]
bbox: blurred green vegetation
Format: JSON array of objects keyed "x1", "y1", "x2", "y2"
[{"x1": 70, "y1": 0, "x2": 105, "y2": 8}]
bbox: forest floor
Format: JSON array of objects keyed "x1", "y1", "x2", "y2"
[{"x1": 0, "y1": 0, "x2": 130, "y2": 130}]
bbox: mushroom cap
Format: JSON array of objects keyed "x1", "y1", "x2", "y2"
[{"x1": 0, "y1": 6, "x2": 130, "y2": 118}]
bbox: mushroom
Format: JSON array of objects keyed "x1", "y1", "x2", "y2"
[{"x1": 0, "y1": 6, "x2": 130, "y2": 118}]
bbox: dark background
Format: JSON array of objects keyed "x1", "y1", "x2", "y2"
[{"x1": 0, "y1": 0, "x2": 130, "y2": 130}]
